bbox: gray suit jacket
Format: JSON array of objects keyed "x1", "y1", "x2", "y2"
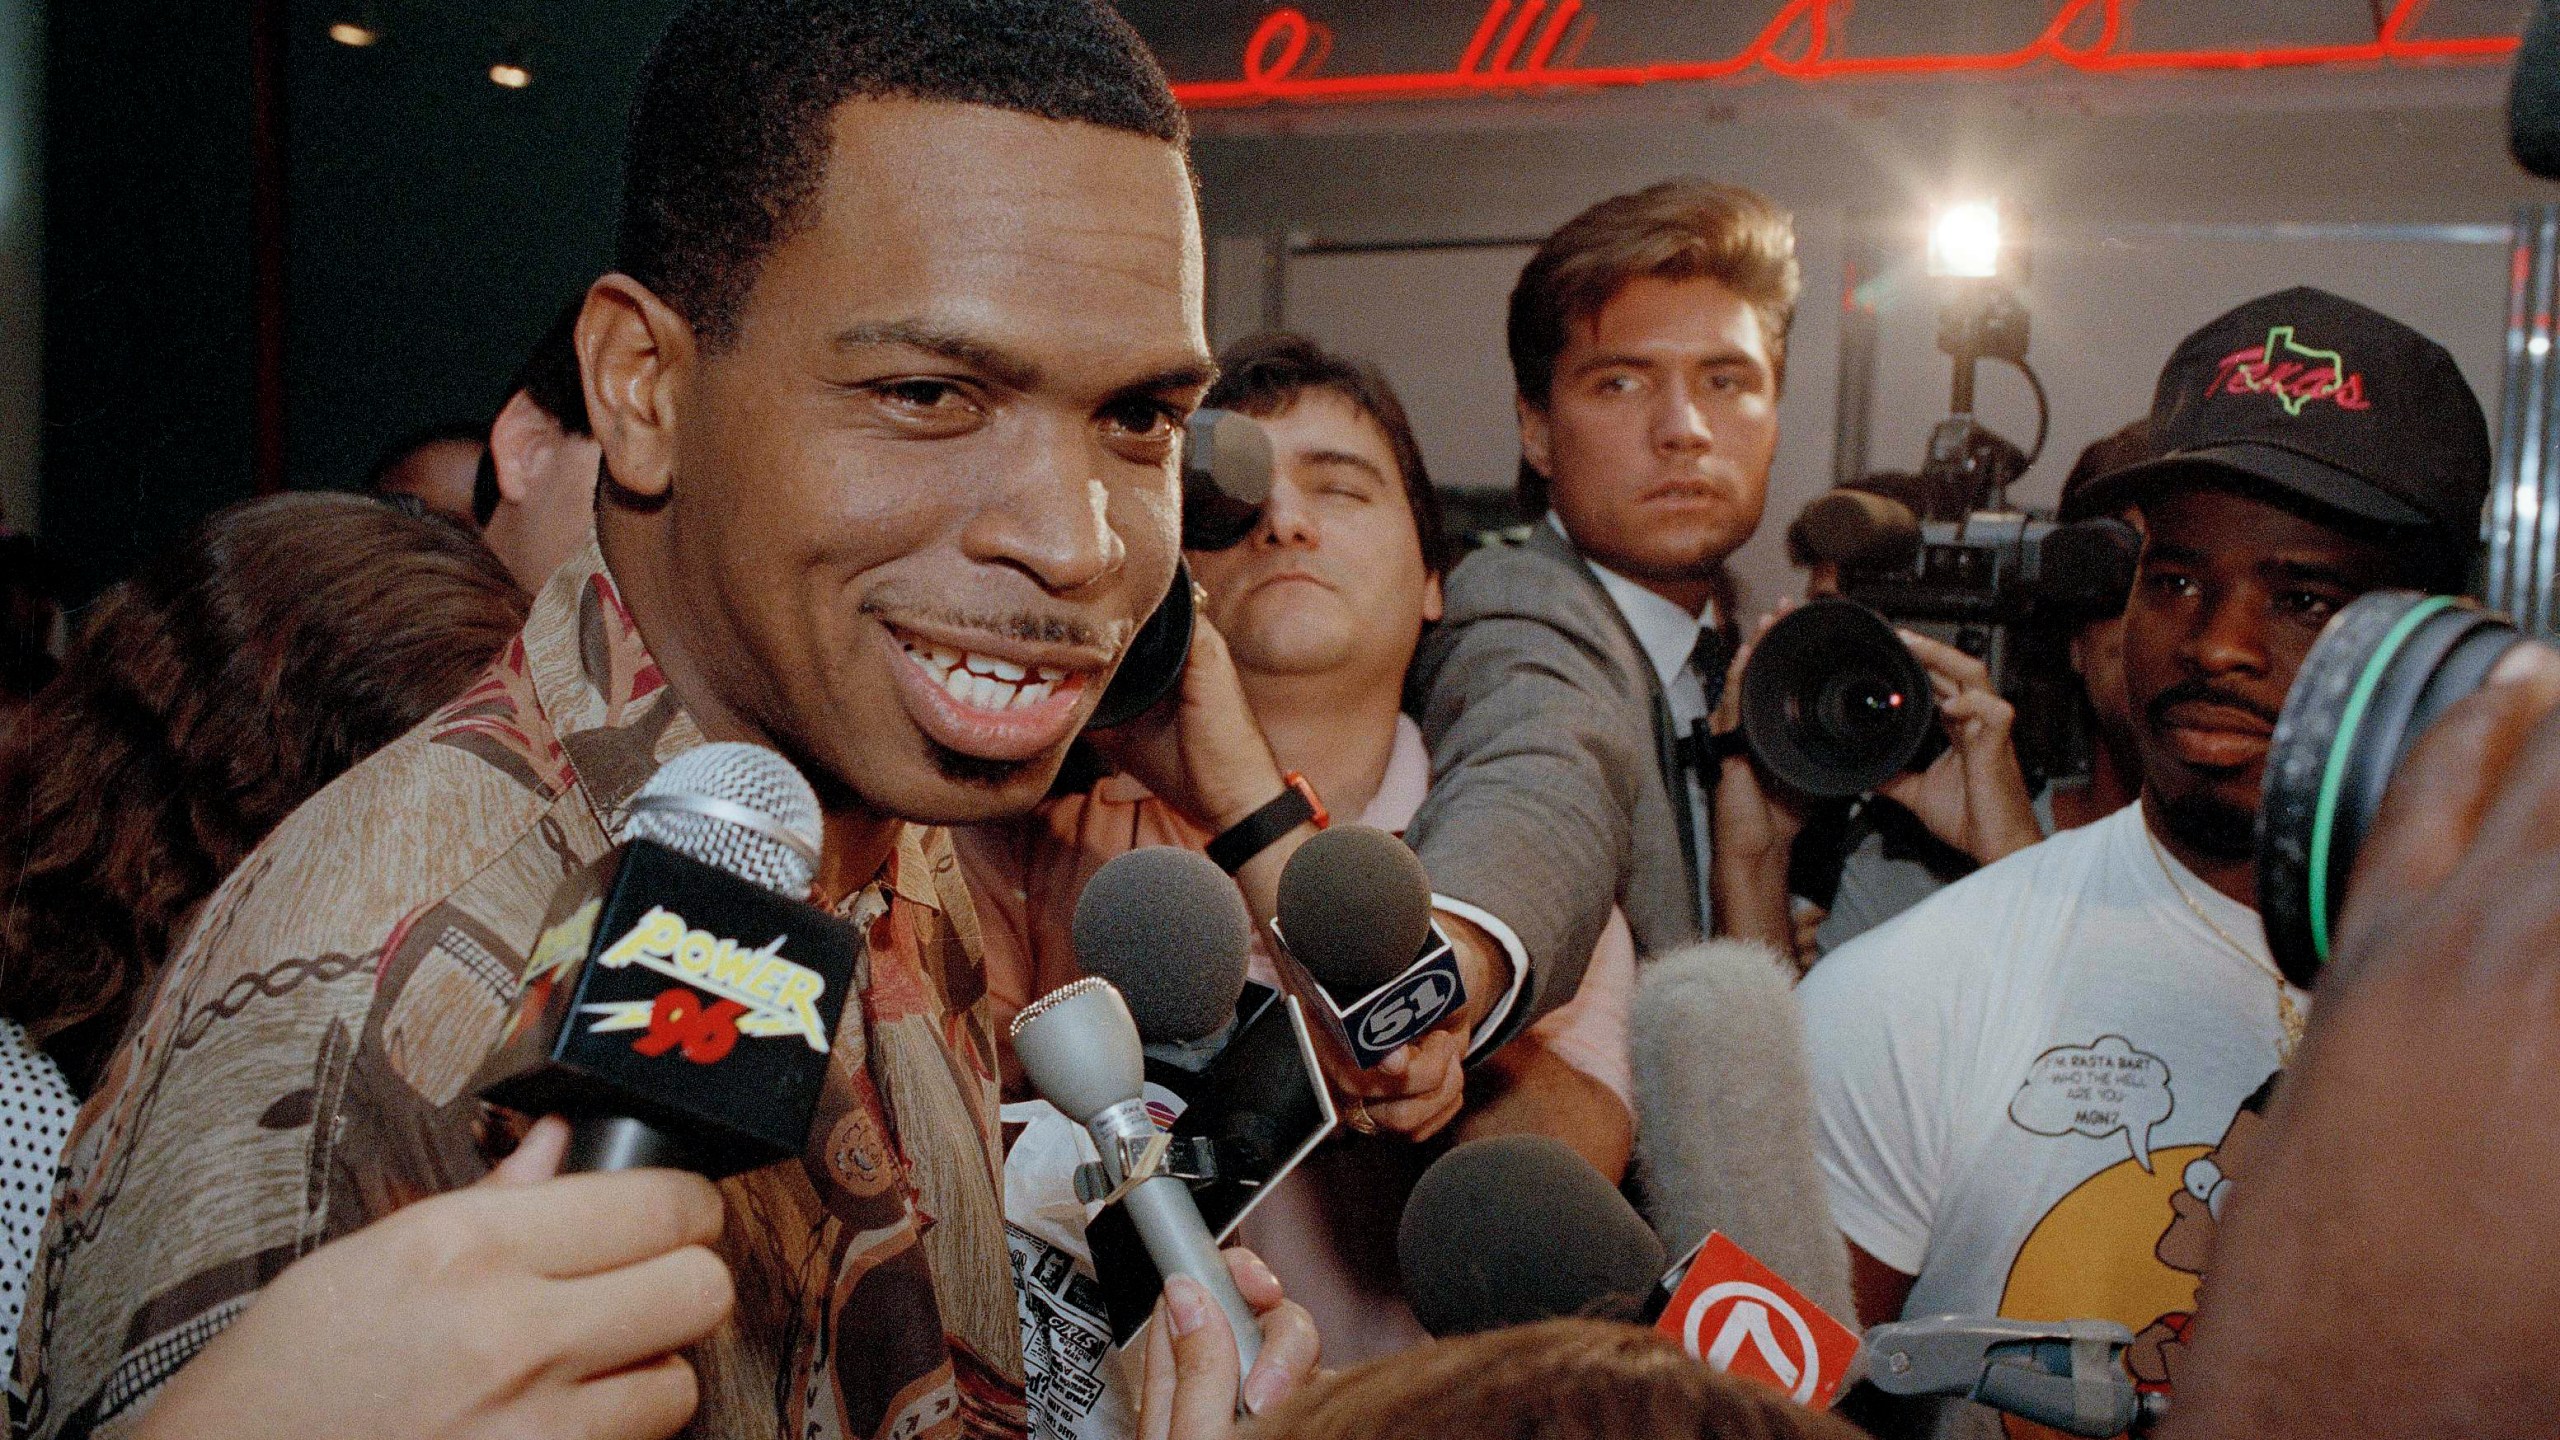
[{"x1": 1406, "y1": 523, "x2": 1704, "y2": 1033}]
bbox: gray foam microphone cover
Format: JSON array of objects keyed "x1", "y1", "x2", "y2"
[
  {"x1": 1275, "y1": 825, "x2": 1435, "y2": 998},
  {"x1": 1397, "y1": 1134, "x2": 1667, "y2": 1338},
  {"x1": 1631, "y1": 940, "x2": 1854, "y2": 1322},
  {"x1": 1011, "y1": 977, "x2": 1145, "y2": 1125},
  {"x1": 1071, "y1": 847, "x2": 1253, "y2": 1045}
]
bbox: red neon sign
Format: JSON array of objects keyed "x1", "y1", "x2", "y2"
[{"x1": 1171, "y1": 0, "x2": 2521, "y2": 110}]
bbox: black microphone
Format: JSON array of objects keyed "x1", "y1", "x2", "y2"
[
  {"x1": 1395, "y1": 1134, "x2": 1667, "y2": 1338},
  {"x1": 1272, "y1": 825, "x2": 1464, "y2": 1068},
  {"x1": 2515, "y1": 0, "x2": 2560, "y2": 180},
  {"x1": 1073, "y1": 846, "x2": 1254, "y2": 1075},
  {"x1": 1182, "y1": 408, "x2": 1276, "y2": 550},
  {"x1": 472, "y1": 742, "x2": 858, "y2": 1177}
]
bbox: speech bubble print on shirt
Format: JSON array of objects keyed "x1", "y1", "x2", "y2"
[{"x1": 2008, "y1": 1036, "x2": 2176, "y2": 1173}]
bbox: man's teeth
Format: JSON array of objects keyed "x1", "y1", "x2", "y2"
[{"x1": 902, "y1": 642, "x2": 1068, "y2": 712}]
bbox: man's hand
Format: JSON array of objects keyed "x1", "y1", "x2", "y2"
[
  {"x1": 1138, "y1": 1246, "x2": 1323, "y2": 1439},
  {"x1": 2164, "y1": 644, "x2": 2560, "y2": 1440},
  {"x1": 1873, "y1": 628, "x2": 2043, "y2": 865},
  {"x1": 1711, "y1": 611, "x2": 1810, "y2": 955},
  {"x1": 139, "y1": 1117, "x2": 734, "y2": 1440},
  {"x1": 1086, "y1": 612, "x2": 1290, "y2": 837}
]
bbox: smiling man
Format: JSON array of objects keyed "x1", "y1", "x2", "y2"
[
  {"x1": 1796, "y1": 288, "x2": 2488, "y2": 1437},
  {"x1": 13, "y1": 5, "x2": 1330, "y2": 1439}
]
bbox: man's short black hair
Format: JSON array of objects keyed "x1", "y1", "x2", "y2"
[
  {"x1": 1204, "y1": 332, "x2": 1454, "y2": 578},
  {"x1": 475, "y1": 300, "x2": 591, "y2": 526},
  {"x1": 618, "y1": 0, "x2": 1187, "y2": 351}
]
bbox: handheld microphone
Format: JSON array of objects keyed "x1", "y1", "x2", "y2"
[
  {"x1": 473, "y1": 742, "x2": 857, "y2": 1177},
  {"x1": 1072, "y1": 846, "x2": 1254, "y2": 1074},
  {"x1": 1395, "y1": 1134, "x2": 1667, "y2": 1338},
  {"x1": 1012, "y1": 977, "x2": 1265, "y2": 1383},
  {"x1": 1272, "y1": 826, "x2": 1466, "y2": 1069},
  {"x1": 1182, "y1": 409, "x2": 1276, "y2": 551}
]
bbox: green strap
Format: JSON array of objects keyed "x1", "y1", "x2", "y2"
[{"x1": 2307, "y1": 595, "x2": 2460, "y2": 964}]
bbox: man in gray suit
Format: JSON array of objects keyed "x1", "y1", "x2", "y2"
[{"x1": 1404, "y1": 179, "x2": 1796, "y2": 1020}]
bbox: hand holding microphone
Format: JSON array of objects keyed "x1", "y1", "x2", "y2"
[
  {"x1": 137, "y1": 1118, "x2": 733, "y2": 1440},
  {"x1": 1273, "y1": 826, "x2": 1475, "y2": 1140},
  {"x1": 1011, "y1": 975, "x2": 1320, "y2": 1416}
]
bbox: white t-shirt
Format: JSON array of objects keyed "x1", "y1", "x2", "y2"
[{"x1": 1799, "y1": 802, "x2": 2299, "y2": 1436}]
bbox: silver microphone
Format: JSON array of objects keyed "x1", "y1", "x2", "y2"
[{"x1": 1011, "y1": 976, "x2": 1265, "y2": 1386}]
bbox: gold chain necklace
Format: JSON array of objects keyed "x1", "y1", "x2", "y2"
[{"x1": 2142, "y1": 819, "x2": 2305, "y2": 1063}]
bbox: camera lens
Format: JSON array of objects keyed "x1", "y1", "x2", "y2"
[
  {"x1": 1740, "y1": 599, "x2": 1940, "y2": 799},
  {"x1": 1811, "y1": 669, "x2": 1916, "y2": 742},
  {"x1": 2259, "y1": 591, "x2": 2521, "y2": 988}
]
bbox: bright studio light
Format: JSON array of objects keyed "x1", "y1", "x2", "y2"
[
  {"x1": 1928, "y1": 202, "x2": 2005, "y2": 280},
  {"x1": 489, "y1": 61, "x2": 532, "y2": 89},
  {"x1": 327, "y1": 20, "x2": 379, "y2": 47}
]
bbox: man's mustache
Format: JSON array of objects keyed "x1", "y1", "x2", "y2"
[
  {"x1": 861, "y1": 600, "x2": 1125, "y2": 654},
  {"x1": 2145, "y1": 678, "x2": 2279, "y2": 730}
]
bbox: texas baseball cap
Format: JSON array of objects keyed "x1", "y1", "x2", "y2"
[{"x1": 2071, "y1": 286, "x2": 2489, "y2": 556}]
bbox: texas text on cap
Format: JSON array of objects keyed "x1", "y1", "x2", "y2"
[{"x1": 2073, "y1": 285, "x2": 2490, "y2": 548}]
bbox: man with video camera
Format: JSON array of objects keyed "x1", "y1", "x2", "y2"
[{"x1": 1797, "y1": 286, "x2": 2490, "y2": 1430}]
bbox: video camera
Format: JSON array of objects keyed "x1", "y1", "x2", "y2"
[{"x1": 1746, "y1": 203, "x2": 2141, "y2": 799}]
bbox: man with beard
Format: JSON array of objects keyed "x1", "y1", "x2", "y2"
[
  {"x1": 14, "y1": 3, "x2": 1321, "y2": 1437},
  {"x1": 1796, "y1": 288, "x2": 2487, "y2": 1435}
]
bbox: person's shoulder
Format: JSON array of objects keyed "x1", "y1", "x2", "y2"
[
  {"x1": 183, "y1": 700, "x2": 579, "y2": 976},
  {"x1": 1441, "y1": 531, "x2": 1608, "y2": 622},
  {"x1": 1800, "y1": 817, "x2": 2117, "y2": 1011}
]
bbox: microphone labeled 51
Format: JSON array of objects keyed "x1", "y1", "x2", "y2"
[
  {"x1": 474, "y1": 837, "x2": 858, "y2": 1177},
  {"x1": 1337, "y1": 928, "x2": 1465, "y2": 1068}
]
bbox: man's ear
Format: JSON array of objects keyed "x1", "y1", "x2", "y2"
[
  {"x1": 486, "y1": 391, "x2": 555, "y2": 506},
  {"x1": 1515, "y1": 394, "x2": 1552, "y2": 480},
  {"x1": 577, "y1": 274, "x2": 696, "y2": 501},
  {"x1": 1422, "y1": 571, "x2": 1445, "y2": 625}
]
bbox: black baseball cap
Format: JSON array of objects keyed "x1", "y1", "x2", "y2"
[{"x1": 2073, "y1": 287, "x2": 2489, "y2": 559}]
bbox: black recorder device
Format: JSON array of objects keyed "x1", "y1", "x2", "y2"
[{"x1": 473, "y1": 838, "x2": 859, "y2": 1178}]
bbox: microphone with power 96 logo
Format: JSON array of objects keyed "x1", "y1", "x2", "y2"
[
  {"x1": 1012, "y1": 976, "x2": 1265, "y2": 1385},
  {"x1": 472, "y1": 742, "x2": 858, "y2": 1177},
  {"x1": 1272, "y1": 826, "x2": 1465, "y2": 1069}
]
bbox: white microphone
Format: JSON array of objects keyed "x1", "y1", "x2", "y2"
[
  {"x1": 1011, "y1": 976, "x2": 1265, "y2": 1386},
  {"x1": 1631, "y1": 939, "x2": 1855, "y2": 1322}
]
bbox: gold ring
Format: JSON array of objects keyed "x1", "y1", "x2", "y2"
[{"x1": 1342, "y1": 1097, "x2": 1377, "y2": 1136}]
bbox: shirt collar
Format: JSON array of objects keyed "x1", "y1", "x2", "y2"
[
  {"x1": 1360, "y1": 715, "x2": 1432, "y2": 832},
  {"x1": 1546, "y1": 511, "x2": 1719, "y2": 692},
  {"x1": 520, "y1": 539, "x2": 917, "y2": 900}
]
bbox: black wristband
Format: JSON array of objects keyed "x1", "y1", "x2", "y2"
[{"x1": 1206, "y1": 774, "x2": 1325, "y2": 874}]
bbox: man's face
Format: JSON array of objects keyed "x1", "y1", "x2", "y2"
[
  {"x1": 651, "y1": 100, "x2": 1207, "y2": 824},
  {"x1": 1522, "y1": 275, "x2": 1778, "y2": 592},
  {"x1": 2121, "y1": 485, "x2": 2397, "y2": 859},
  {"x1": 1188, "y1": 390, "x2": 1440, "y2": 698}
]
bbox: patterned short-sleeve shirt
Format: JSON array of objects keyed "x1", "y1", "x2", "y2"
[{"x1": 13, "y1": 543, "x2": 1027, "y2": 1440}]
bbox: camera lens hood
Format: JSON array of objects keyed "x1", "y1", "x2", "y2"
[
  {"x1": 1739, "y1": 599, "x2": 1941, "y2": 800},
  {"x1": 2259, "y1": 590, "x2": 2520, "y2": 988}
]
